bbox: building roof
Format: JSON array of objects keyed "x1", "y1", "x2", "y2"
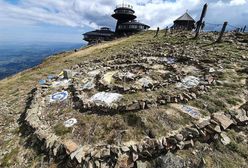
[
  {"x1": 174, "y1": 12, "x2": 195, "y2": 22},
  {"x1": 83, "y1": 28, "x2": 114, "y2": 37},
  {"x1": 121, "y1": 20, "x2": 150, "y2": 28}
]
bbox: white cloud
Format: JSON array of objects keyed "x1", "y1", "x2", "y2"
[
  {"x1": 230, "y1": 0, "x2": 247, "y2": 5},
  {"x1": 0, "y1": 0, "x2": 247, "y2": 30}
]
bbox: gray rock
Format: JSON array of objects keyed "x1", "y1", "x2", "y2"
[
  {"x1": 235, "y1": 109, "x2": 248, "y2": 123},
  {"x1": 176, "y1": 141, "x2": 185, "y2": 150},
  {"x1": 102, "y1": 148, "x2": 111, "y2": 157},
  {"x1": 136, "y1": 77, "x2": 154, "y2": 88},
  {"x1": 184, "y1": 140, "x2": 194, "y2": 148},
  {"x1": 186, "y1": 127, "x2": 200, "y2": 137},
  {"x1": 213, "y1": 125, "x2": 222, "y2": 133},
  {"x1": 82, "y1": 80, "x2": 95, "y2": 90},
  {"x1": 153, "y1": 152, "x2": 185, "y2": 168},
  {"x1": 212, "y1": 113, "x2": 233, "y2": 130},
  {"x1": 121, "y1": 146, "x2": 130, "y2": 152},
  {"x1": 197, "y1": 119, "x2": 210, "y2": 129},
  {"x1": 220, "y1": 132, "x2": 231, "y2": 145},
  {"x1": 132, "y1": 152, "x2": 139, "y2": 161},
  {"x1": 131, "y1": 145, "x2": 138, "y2": 152},
  {"x1": 175, "y1": 134, "x2": 184, "y2": 142},
  {"x1": 136, "y1": 160, "x2": 152, "y2": 168},
  {"x1": 126, "y1": 102, "x2": 140, "y2": 111}
]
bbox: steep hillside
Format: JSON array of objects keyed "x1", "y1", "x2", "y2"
[{"x1": 0, "y1": 31, "x2": 248, "y2": 168}]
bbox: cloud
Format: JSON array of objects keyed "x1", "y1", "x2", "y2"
[
  {"x1": 0, "y1": 0, "x2": 247, "y2": 31},
  {"x1": 230, "y1": 0, "x2": 247, "y2": 5}
]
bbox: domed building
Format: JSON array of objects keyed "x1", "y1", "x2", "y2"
[
  {"x1": 112, "y1": 4, "x2": 150, "y2": 35},
  {"x1": 83, "y1": 4, "x2": 150, "y2": 44},
  {"x1": 83, "y1": 27, "x2": 115, "y2": 44}
]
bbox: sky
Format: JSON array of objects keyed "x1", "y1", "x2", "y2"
[{"x1": 0, "y1": 0, "x2": 247, "y2": 43}]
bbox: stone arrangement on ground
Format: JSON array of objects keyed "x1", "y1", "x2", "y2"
[
  {"x1": 22, "y1": 31, "x2": 248, "y2": 167},
  {"x1": 2, "y1": 31, "x2": 248, "y2": 168}
]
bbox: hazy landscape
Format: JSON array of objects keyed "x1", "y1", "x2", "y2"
[{"x1": 0, "y1": 42, "x2": 83, "y2": 79}]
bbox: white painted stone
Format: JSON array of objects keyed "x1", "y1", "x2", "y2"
[
  {"x1": 90, "y1": 92, "x2": 123, "y2": 106},
  {"x1": 64, "y1": 118, "x2": 77, "y2": 127},
  {"x1": 176, "y1": 76, "x2": 200, "y2": 89},
  {"x1": 49, "y1": 91, "x2": 69, "y2": 103}
]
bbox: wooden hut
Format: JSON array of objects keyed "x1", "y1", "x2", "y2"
[{"x1": 173, "y1": 12, "x2": 195, "y2": 31}]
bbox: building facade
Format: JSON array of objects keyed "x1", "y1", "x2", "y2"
[
  {"x1": 83, "y1": 4, "x2": 150, "y2": 44},
  {"x1": 83, "y1": 27, "x2": 115, "y2": 44},
  {"x1": 112, "y1": 4, "x2": 150, "y2": 36}
]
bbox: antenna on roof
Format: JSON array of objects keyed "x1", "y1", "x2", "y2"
[{"x1": 186, "y1": 9, "x2": 188, "y2": 13}]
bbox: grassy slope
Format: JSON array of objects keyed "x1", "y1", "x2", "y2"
[{"x1": 0, "y1": 31, "x2": 247, "y2": 167}]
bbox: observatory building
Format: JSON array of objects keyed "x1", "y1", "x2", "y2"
[
  {"x1": 112, "y1": 4, "x2": 150, "y2": 36},
  {"x1": 83, "y1": 27, "x2": 114, "y2": 45},
  {"x1": 172, "y1": 12, "x2": 195, "y2": 31},
  {"x1": 83, "y1": 4, "x2": 150, "y2": 44}
]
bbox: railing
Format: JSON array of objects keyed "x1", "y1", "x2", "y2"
[
  {"x1": 116, "y1": 4, "x2": 133, "y2": 9},
  {"x1": 115, "y1": 9, "x2": 134, "y2": 14},
  {"x1": 100, "y1": 27, "x2": 110, "y2": 31}
]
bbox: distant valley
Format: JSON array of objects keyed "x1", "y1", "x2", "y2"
[{"x1": 0, "y1": 42, "x2": 84, "y2": 79}]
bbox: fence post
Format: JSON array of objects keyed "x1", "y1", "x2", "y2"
[
  {"x1": 154, "y1": 27, "x2": 160, "y2": 38},
  {"x1": 164, "y1": 26, "x2": 168, "y2": 36},
  {"x1": 243, "y1": 25, "x2": 246, "y2": 32},
  {"x1": 194, "y1": 3, "x2": 208, "y2": 39},
  {"x1": 216, "y1": 21, "x2": 228, "y2": 43}
]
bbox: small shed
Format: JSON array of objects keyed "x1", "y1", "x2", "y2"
[{"x1": 173, "y1": 12, "x2": 195, "y2": 31}]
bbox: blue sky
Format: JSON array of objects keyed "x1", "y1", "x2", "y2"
[{"x1": 0, "y1": 0, "x2": 247, "y2": 43}]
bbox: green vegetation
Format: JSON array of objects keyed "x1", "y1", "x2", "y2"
[
  {"x1": 54, "y1": 123, "x2": 72, "y2": 136},
  {"x1": 1, "y1": 148, "x2": 19, "y2": 167}
]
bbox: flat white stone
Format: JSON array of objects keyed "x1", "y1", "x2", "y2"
[
  {"x1": 88, "y1": 69, "x2": 101, "y2": 77},
  {"x1": 180, "y1": 104, "x2": 201, "y2": 119},
  {"x1": 90, "y1": 92, "x2": 123, "y2": 106},
  {"x1": 52, "y1": 80, "x2": 71, "y2": 88},
  {"x1": 176, "y1": 76, "x2": 200, "y2": 89},
  {"x1": 136, "y1": 77, "x2": 154, "y2": 88},
  {"x1": 82, "y1": 80, "x2": 95, "y2": 90},
  {"x1": 209, "y1": 68, "x2": 215, "y2": 73},
  {"x1": 220, "y1": 133, "x2": 231, "y2": 145}
]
